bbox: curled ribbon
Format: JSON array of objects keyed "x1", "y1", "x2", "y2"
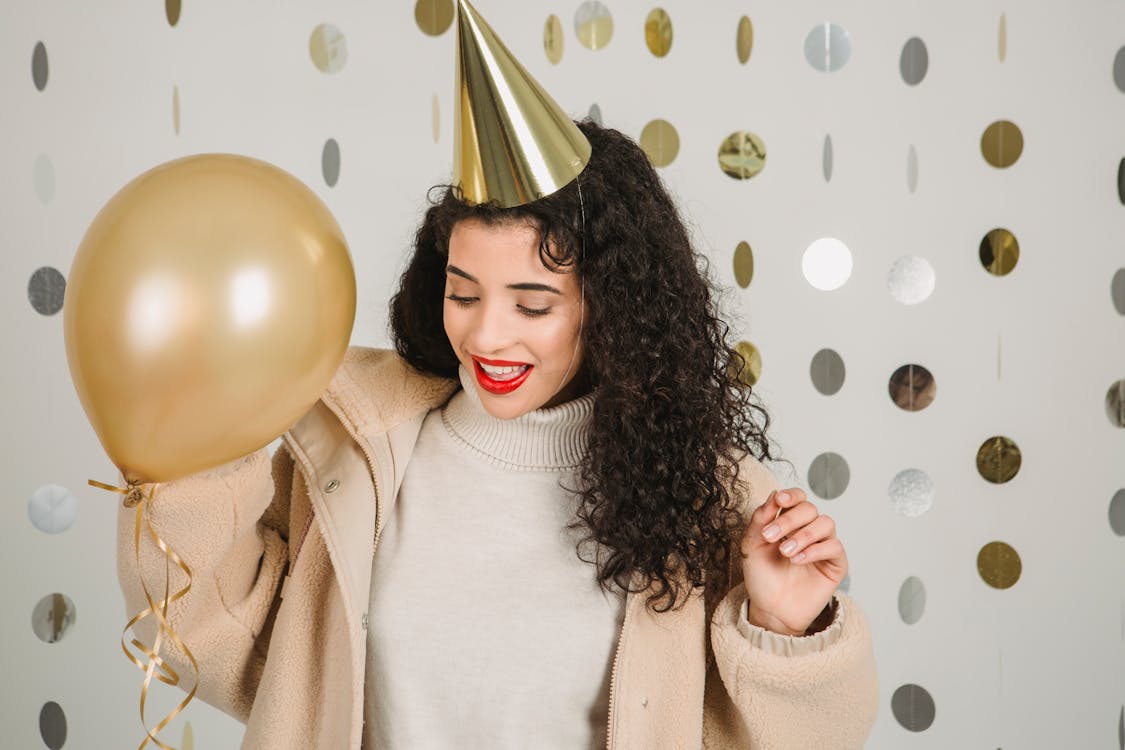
[{"x1": 91, "y1": 479, "x2": 198, "y2": 750}]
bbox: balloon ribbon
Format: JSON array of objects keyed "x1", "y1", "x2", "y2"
[{"x1": 90, "y1": 479, "x2": 198, "y2": 750}]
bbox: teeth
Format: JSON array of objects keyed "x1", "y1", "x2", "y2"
[{"x1": 479, "y1": 362, "x2": 529, "y2": 380}]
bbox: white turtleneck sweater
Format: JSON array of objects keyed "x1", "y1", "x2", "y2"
[{"x1": 363, "y1": 367, "x2": 624, "y2": 749}]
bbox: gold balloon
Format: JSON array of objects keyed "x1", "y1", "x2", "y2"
[{"x1": 64, "y1": 154, "x2": 356, "y2": 485}]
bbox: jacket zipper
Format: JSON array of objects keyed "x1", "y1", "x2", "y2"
[
  {"x1": 605, "y1": 592, "x2": 633, "y2": 750},
  {"x1": 369, "y1": 446, "x2": 385, "y2": 557}
]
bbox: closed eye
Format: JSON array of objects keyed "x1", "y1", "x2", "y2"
[
  {"x1": 446, "y1": 295, "x2": 551, "y2": 317},
  {"x1": 445, "y1": 294, "x2": 477, "y2": 307}
]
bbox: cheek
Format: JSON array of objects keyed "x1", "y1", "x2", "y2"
[
  {"x1": 539, "y1": 311, "x2": 584, "y2": 362},
  {"x1": 442, "y1": 301, "x2": 466, "y2": 344}
]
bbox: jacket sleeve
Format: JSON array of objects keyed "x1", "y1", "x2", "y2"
[
  {"x1": 702, "y1": 456, "x2": 879, "y2": 749},
  {"x1": 115, "y1": 445, "x2": 296, "y2": 723}
]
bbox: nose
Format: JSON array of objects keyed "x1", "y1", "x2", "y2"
[{"x1": 465, "y1": 298, "x2": 516, "y2": 354}]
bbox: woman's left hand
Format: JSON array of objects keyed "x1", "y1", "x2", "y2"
[{"x1": 738, "y1": 487, "x2": 848, "y2": 636}]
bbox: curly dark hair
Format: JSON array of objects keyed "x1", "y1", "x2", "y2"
[{"x1": 390, "y1": 120, "x2": 774, "y2": 611}]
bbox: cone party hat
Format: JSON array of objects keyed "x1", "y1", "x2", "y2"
[{"x1": 454, "y1": 0, "x2": 591, "y2": 208}]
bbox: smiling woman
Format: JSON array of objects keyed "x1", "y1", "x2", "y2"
[
  {"x1": 384, "y1": 117, "x2": 875, "y2": 747},
  {"x1": 392, "y1": 120, "x2": 781, "y2": 612}
]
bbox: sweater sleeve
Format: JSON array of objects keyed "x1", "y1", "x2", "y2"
[
  {"x1": 701, "y1": 455, "x2": 879, "y2": 749},
  {"x1": 115, "y1": 445, "x2": 296, "y2": 723},
  {"x1": 708, "y1": 587, "x2": 877, "y2": 748}
]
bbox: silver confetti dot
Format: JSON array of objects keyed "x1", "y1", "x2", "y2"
[
  {"x1": 34, "y1": 154, "x2": 55, "y2": 204},
  {"x1": 1110, "y1": 489, "x2": 1125, "y2": 536},
  {"x1": 822, "y1": 134, "x2": 833, "y2": 182},
  {"x1": 1111, "y1": 268, "x2": 1125, "y2": 315},
  {"x1": 32, "y1": 41, "x2": 49, "y2": 91},
  {"x1": 891, "y1": 684, "x2": 935, "y2": 731},
  {"x1": 900, "y1": 37, "x2": 928, "y2": 85},
  {"x1": 810, "y1": 348, "x2": 845, "y2": 395},
  {"x1": 28, "y1": 485, "x2": 77, "y2": 534},
  {"x1": 808, "y1": 452, "x2": 850, "y2": 500},
  {"x1": 889, "y1": 469, "x2": 934, "y2": 517},
  {"x1": 907, "y1": 145, "x2": 919, "y2": 193},
  {"x1": 888, "y1": 256, "x2": 935, "y2": 305},
  {"x1": 804, "y1": 23, "x2": 851, "y2": 73},
  {"x1": 29, "y1": 267, "x2": 66, "y2": 316},
  {"x1": 31, "y1": 593, "x2": 77, "y2": 644},
  {"x1": 322, "y1": 138, "x2": 341, "y2": 187},
  {"x1": 39, "y1": 702, "x2": 67, "y2": 750},
  {"x1": 1115, "y1": 47, "x2": 1125, "y2": 94},
  {"x1": 898, "y1": 576, "x2": 926, "y2": 624}
]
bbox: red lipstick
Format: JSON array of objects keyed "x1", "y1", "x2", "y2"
[{"x1": 471, "y1": 356, "x2": 533, "y2": 394}]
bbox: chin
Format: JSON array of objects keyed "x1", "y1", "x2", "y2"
[{"x1": 478, "y1": 396, "x2": 533, "y2": 420}]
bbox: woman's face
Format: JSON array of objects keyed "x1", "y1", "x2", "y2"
[{"x1": 443, "y1": 217, "x2": 587, "y2": 419}]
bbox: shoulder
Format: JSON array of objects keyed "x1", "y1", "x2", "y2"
[
  {"x1": 321, "y1": 346, "x2": 459, "y2": 435},
  {"x1": 731, "y1": 452, "x2": 781, "y2": 520}
]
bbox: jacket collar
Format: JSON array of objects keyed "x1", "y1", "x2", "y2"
[{"x1": 320, "y1": 348, "x2": 459, "y2": 440}]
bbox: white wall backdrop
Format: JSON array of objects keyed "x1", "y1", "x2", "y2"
[{"x1": 3, "y1": 1, "x2": 1124, "y2": 748}]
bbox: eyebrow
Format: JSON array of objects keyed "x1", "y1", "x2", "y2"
[{"x1": 445, "y1": 264, "x2": 563, "y2": 295}]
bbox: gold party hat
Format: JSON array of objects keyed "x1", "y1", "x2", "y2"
[{"x1": 454, "y1": 0, "x2": 591, "y2": 207}]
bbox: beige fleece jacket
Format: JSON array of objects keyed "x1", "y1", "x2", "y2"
[{"x1": 116, "y1": 347, "x2": 878, "y2": 749}]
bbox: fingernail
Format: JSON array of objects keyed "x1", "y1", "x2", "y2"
[
  {"x1": 793, "y1": 552, "x2": 807, "y2": 563},
  {"x1": 775, "y1": 491, "x2": 789, "y2": 503},
  {"x1": 780, "y1": 540, "x2": 797, "y2": 555},
  {"x1": 763, "y1": 524, "x2": 780, "y2": 541}
]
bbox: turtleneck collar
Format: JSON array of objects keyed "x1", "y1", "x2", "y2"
[{"x1": 441, "y1": 365, "x2": 594, "y2": 470}]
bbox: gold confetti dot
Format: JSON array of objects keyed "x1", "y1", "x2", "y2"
[
  {"x1": 998, "y1": 13, "x2": 1007, "y2": 62},
  {"x1": 575, "y1": 1, "x2": 613, "y2": 51},
  {"x1": 978, "y1": 541, "x2": 1021, "y2": 589},
  {"x1": 432, "y1": 94, "x2": 440, "y2": 144},
  {"x1": 166, "y1": 0, "x2": 181, "y2": 27},
  {"x1": 980, "y1": 229, "x2": 1019, "y2": 276},
  {"x1": 172, "y1": 85, "x2": 181, "y2": 136},
  {"x1": 718, "y1": 131, "x2": 766, "y2": 179},
  {"x1": 981, "y1": 120, "x2": 1023, "y2": 168},
  {"x1": 889, "y1": 364, "x2": 936, "y2": 411},
  {"x1": 309, "y1": 24, "x2": 348, "y2": 74},
  {"x1": 644, "y1": 8, "x2": 672, "y2": 58},
  {"x1": 1107, "y1": 380, "x2": 1125, "y2": 428},
  {"x1": 733, "y1": 241, "x2": 753, "y2": 288},
  {"x1": 976, "y1": 436, "x2": 1021, "y2": 483},
  {"x1": 639, "y1": 119, "x2": 679, "y2": 168},
  {"x1": 736, "y1": 16, "x2": 753, "y2": 64},
  {"x1": 731, "y1": 341, "x2": 762, "y2": 386},
  {"x1": 544, "y1": 14, "x2": 564, "y2": 64},
  {"x1": 415, "y1": 0, "x2": 454, "y2": 37}
]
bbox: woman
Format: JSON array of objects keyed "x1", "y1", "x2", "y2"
[{"x1": 118, "y1": 120, "x2": 876, "y2": 749}]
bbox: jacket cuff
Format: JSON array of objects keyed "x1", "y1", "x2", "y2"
[{"x1": 736, "y1": 594, "x2": 844, "y2": 657}]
